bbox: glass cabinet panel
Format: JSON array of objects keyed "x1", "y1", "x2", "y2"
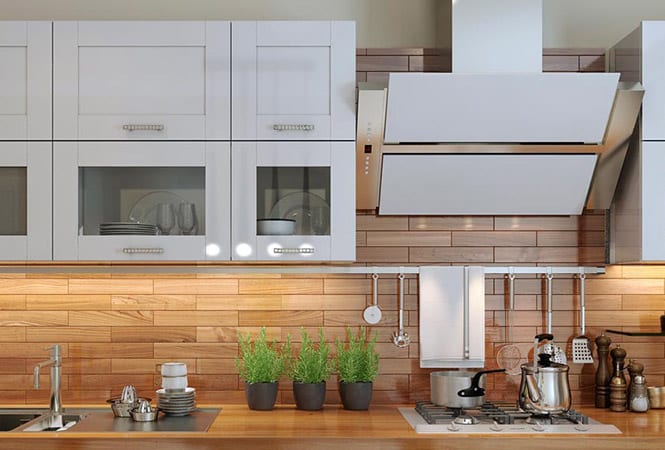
[
  {"x1": 78, "y1": 167, "x2": 205, "y2": 236},
  {"x1": 0, "y1": 168, "x2": 27, "y2": 236},
  {"x1": 256, "y1": 166, "x2": 330, "y2": 236}
]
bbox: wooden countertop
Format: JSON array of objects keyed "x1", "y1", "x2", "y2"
[{"x1": 0, "y1": 404, "x2": 663, "y2": 450}]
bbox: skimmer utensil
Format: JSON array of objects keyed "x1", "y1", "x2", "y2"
[
  {"x1": 363, "y1": 273, "x2": 382, "y2": 324},
  {"x1": 572, "y1": 272, "x2": 594, "y2": 364},
  {"x1": 496, "y1": 271, "x2": 522, "y2": 375}
]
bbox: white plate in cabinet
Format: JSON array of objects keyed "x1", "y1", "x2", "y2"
[
  {"x1": 0, "y1": 21, "x2": 51, "y2": 140},
  {"x1": 232, "y1": 21, "x2": 356, "y2": 141},
  {"x1": 0, "y1": 142, "x2": 51, "y2": 260},
  {"x1": 52, "y1": 141, "x2": 230, "y2": 261},
  {"x1": 53, "y1": 21, "x2": 230, "y2": 140},
  {"x1": 231, "y1": 141, "x2": 355, "y2": 261}
]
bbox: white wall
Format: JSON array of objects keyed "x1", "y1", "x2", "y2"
[
  {"x1": 1, "y1": 0, "x2": 665, "y2": 48},
  {"x1": 543, "y1": 0, "x2": 665, "y2": 48},
  {"x1": 0, "y1": 0, "x2": 439, "y2": 48}
]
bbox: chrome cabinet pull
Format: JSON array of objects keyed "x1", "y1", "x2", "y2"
[
  {"x1": 122, "y1": 124, "x2": 165, "y2": 132},
  {"x1": 273, "y1": 247, "x2": 314, "y2": 254},
  {"x1": 272, "y1": 124, "x2": 315, "y2": 132},
  {"x1": 122, "y1": 248, "x2": 164, "y2": 254}
]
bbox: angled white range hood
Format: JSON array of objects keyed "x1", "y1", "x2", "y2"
[{"x1": 356, "y1": 0, "x2": 643, "y2": 215}]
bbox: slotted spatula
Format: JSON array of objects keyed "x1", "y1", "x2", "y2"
[{"x1": 572, "y1": 272, "x2": 594, "y2": 364}]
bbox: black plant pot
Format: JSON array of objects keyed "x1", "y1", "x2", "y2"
[
  {"x1": 245, "y1": 381, "x2": 279, "y2": 411},
  {"x1": 339, "y1": 381, "x2": 373, "y2": 410},
  {"x1": 293, "y1": 381, "x2": 326, "y2": 411}
]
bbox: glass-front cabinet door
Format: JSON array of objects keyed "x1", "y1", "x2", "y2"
[
  {"x1": 232, "y1": 21, "x2": 355, "y2": 141},
  {"x1": 0, "y1": 21, "x2": 51, "y2": 140},
  {"x1": 53, "y1": 21, "x2": 230, "y2": 140},
  {"x1": 232, "y1": 141, "x2": 355, "y2": 261},
  {"x1": 0, "y1": 143, "x2": 51, "y2": 260},
  {"x1": 53, "y1": 142, "x2": 230, "y2": 261}
]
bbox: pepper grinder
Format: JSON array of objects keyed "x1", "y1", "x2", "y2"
[
  {"x1": 595, "y1": 334, "x2": 612, "y2": 408},
  {"x1": 609, "y1": 345, "x2": 628, "y2": 412}
]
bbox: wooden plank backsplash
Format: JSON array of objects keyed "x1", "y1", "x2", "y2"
[{"x1": 3, "y1": 48, "x2": 664, "y2": 407}]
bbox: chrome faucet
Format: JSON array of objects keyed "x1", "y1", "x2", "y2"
[{"x1": 34, "y1": 344, "x2": 62, "y2": 415}]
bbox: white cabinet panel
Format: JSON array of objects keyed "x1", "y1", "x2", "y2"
[
  {"x1": 53, "y1": 141, "x2": 230, "y2": 261},
  {"x1": 231, "y1": 141, "x2": 355, "y2": 261},
  {"x1": 419, "y1": 266, "x2": 485, "y2": 368},
  {"x1": 642, "y1": 21, "x2": 665, "y2": 141},
  {"x1": 0, "y1": 22, "x2": 51, "y2": 140},
  {"x1": 641, "y1": 142, "x2": 665, "y2": 260},
  {"x1": 0, "y1": 142, "x2": 51, "y2": 260},
  {"x1": 232, "y1": 21, "x2": 355, "y2": 141},
  {"x1": 54, "y1": 21, "x2": 230, "y2": 140}
]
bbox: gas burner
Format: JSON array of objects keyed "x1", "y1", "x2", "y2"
[
  {"x1": 526, "y1": 415, "x2": 553, "y2": 425},
  {"x1": 453, "y1": 415, "x2": 478, "y2": 425},
  {"x1": 401, "y1": 402, "x2": 620, "y2": 434}
]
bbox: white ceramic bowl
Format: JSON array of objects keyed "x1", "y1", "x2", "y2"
[
  {"x1": 257, "y1": 218, "x2": 296, "y2": 235},
  {"x1": 160, "y1": 362, "x2": 187, "y2": 377},
  {"x1": 161, "y1": 375, "x2": 188, "y2": 391}
]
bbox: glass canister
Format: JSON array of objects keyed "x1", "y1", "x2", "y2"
[{"x1": 629, "y1": 375, "x2": 649, "y2": 413}]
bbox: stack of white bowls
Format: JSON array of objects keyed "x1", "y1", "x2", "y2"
[
  {"x1": 161, "y1": 362, "x2": 188, "y2": 391},
  {"x1": 157, "y1": 362, "x2": 197, "y2": 416}
]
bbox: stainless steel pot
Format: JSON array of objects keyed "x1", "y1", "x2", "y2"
[
  {"x1": 430, "y1": 369, "x2": 504, "y2": 408},
  {"x1": 519, "y1": 334, "x2": 572, "y2": 415}
]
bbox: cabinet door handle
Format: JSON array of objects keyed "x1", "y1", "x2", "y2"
[
  {"x1": 272, "y1": 124, "x2": 315, "y2": 132},
  {"x1": 122, "y1": 247, "x2": 164, "y2": 254},
  {"x1": 273, "y1": 247, "x2": 315, "y2": 254},
  {"x1": 122, "y1": 124, "x2": 165, "y2": 132}
]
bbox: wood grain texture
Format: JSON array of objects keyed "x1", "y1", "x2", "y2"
[
  {"x1": 111, "y1": 294, "x2": 195, "y2": 310},
  {"x1": 26, "y1": 327, "x2": 111, "y2": 342},
  {"x1": 0, "y1": 311, "x2": 68, "y2": 327},
  {"x1": 154, "y1": 343, "x2": 237, "y2": 359},
  {"x1": 452, "y1": 231, "x2": 536, "y2": 247},
  {"x1": 68, "y1": 279, "x2": 152, "y2": 295},
  {"x1": 111, "y1": 326, "x2": 196, "y2": 343},
  {"x1": 196, "y1": 295, "x2": 282, "y2": 310},
  {"x1": 0, "y1": 279, "x2": 68, "y2": 294},
  {"x1": 238, "y1": 279, "x2": 323, "y2": 295},
  {"x1": 409, "y1": 216, "x2": 493, "y2": 231},
  {"x1": 542, "y1": 55, "x2": 579, "y2": 71},
  {"x1": 153, "y1": 279, "x2": 238, "y2": 295},
  {"x1": 154, "y1": 311, "x2": 238, "y2": 327},
  {"x1": 356, "y1": 247, "x2": 410, "y2": 263},
  {"x1": 238, "y1": 311, "x2": 323, "y2": 327},
  {"x1": 69, "y1": 311, "x2": 154, "y2": 327},
  {"x1": 26, "y1": 295, "x2": 110, "y2": 310},
  {"x1": 409, "y1": 247, "x2": 493, "y2": 263},
  {"x1": 0, "y1": 295, "x2": 26, "y2": 310},
  {"x1": 357, "y1": 55, "x2": 409, "y2": 72},
  {"x1": 366, "y1": 231, "x2": 451, "y2": 247}
]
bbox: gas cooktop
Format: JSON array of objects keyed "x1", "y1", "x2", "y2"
[{"x1": 399, "y1": 401, "x2": 621, "y2": 434}]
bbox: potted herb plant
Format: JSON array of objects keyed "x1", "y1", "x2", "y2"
[
  {"x1": 336, "y1": 326, "x2": 380, "y2": 410},
  {"x1": 289, "y1": 327, "x2": 334, "y2": 411},
  {"x1": 235, "y1": 327, "x2": 291, "y2": 411}
]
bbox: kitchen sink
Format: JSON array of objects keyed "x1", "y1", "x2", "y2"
[
  {"x1": 0, "y1": 407, "x2": 219, "y2": 433},
  {"x1": 19, "y1": 413, "x2": 88, "y2": 432},
  {"x1": 0, "y1": 410, "x2": 46, "y2": 431}
]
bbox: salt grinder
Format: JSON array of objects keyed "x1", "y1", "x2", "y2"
[{"x1": 609, "y1": 346, "x2": 627, "y2": 412}]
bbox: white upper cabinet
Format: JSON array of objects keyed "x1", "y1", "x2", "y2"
[
  {"x1": 231, "y1": 141, "x2": 355, "y2": 261},
  {"x1": 52, "y1": 141, "x2": 230, "y2": 261},
  {"x1": 232, "y1": 21, "x2": 356, "y2": 141},
  {"x1": 0, "y1": 22, "x2": 51, "y2": 140},
  {"x1": 0, "y1": 143, "x2": 52, "y2": 260},
  {"x1": 53, "y1": 21, "x2": 230, "y2": 140}
]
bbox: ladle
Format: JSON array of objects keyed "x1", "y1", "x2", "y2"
[{"x1": 392, "y1": 273, "x2": 410, "y2": 348}]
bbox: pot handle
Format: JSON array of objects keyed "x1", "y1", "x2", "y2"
[{"x1": 457, "y1": 369, "x2": 506, "y2": 397}]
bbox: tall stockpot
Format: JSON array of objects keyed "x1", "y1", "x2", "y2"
[{"x1": 430, "y1": 369, "x2": 505, "y2": 408}]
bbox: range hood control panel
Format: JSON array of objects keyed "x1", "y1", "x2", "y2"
[{"x1": 356, "y1": 86, "x2": 387, "y2": 210}]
